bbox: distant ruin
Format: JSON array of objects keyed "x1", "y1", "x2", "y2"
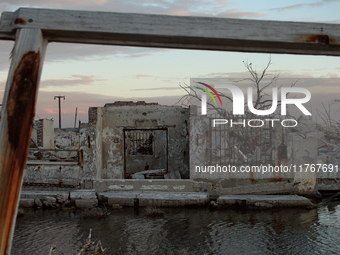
[
  {"x1": 25, "y1": 101, "x2": 190, "y2": 187},
  {"x1": 22, "y1": 101, "x2": 340, "y2": 193}
]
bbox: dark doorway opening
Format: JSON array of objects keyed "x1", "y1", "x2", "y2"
[{"x1": 124, "y1": 129, "x2": 168, "y2": 178}]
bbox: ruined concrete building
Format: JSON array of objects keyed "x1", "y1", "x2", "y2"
[
  {"x1": 25, "y1": 101, "x2": 189, "y2": 186},
  {"x1": 81, "y1": 101, "x2": 189, "y2": 179},
  {"x1": 24, "y1": 101, "x2": 340, "y2": 193}
]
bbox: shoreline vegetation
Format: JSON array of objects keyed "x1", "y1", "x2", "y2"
[{"x1": 48, "y1": 229, "x2": 105, "y2": 255}]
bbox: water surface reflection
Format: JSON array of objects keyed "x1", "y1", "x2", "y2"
[{"x1": 12, "y1": 203, "x2": 340, "y2": 254}]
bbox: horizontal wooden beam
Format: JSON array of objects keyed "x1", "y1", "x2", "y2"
[
  {"x1": 0, "y1": 12, "x2": 14, "y2": 40},
  {"x1": 0, "y1": 8, "x2": 340, "y2": 56}
]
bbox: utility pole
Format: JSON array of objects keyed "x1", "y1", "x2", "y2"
[
  {"x1": 54, "y1": 95, "x2": 65, "y2": 128},
  {"x1": 74, "y1": 107, "x2": 77, "y2": 128}
]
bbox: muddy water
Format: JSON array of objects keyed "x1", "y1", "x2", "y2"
[{"x1": 12, "y1": 203, "x2": 340, "y2": 255}]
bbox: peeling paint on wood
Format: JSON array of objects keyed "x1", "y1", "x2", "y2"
[
  {"x1": 1, "y1": 8, "x2": 340, "y2": 55},
  {"x1": 14, "y1": 18, "x2": 26, "y2": 25},
  {"x1": 7, "y1": 51, "x2": 40, "y2": 148},
  {"x1": 0, "y1": 51, "x2": 40, "y2": 254},
  {"x1": 0, "y1": 28, "x2": 46, "y2": 255},
  {"x1": 0, "y1": 7, "x2": 339, "y2": 254},
  {"x1": 300, "y1": 34, "x2": 337, "y2": 45}
]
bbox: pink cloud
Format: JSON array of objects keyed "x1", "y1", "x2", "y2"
[
  {"x1": 40, "y1": 75, "x2": 105, "y2": 88},
  {"x1": 217, "y1": 9, "x2": 267, "y2": 19},
  {"x1": 134, "y1": 74, "x2": 154, "y2": 79}
]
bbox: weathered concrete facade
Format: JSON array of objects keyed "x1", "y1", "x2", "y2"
[
  {"x1": 32, "y1": 119, "x2": 54, "y2": 149},
  {"x1": 25, "y1": 102, "x2": 190, "y2": 185},
  {"x1": 189, "y1": 115, "x2": 292, "y2": 182},
  {"x1": 25, "y1": 123, "x2": 82, "y2": 186},
  {"x1": 24, "y1": 102, "x2": 340, "y2": 194},
  {"x1": 189, "y1": 113, "x2": 340, "y2": 193},
  {"x1": 82, "y1": 101, "x2": 189, "y2": 179}
]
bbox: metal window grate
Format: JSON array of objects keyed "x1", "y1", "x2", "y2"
[
  {"x1": 127, "y1": 131, "x2": 154, "y2": 155},
  {"x1": 210, "y1": 115, "x2": 275, "y2": 165}
]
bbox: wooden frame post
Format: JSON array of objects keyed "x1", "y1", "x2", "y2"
[
  {"x1": 0, "y1": 7, "x2": 338, "y2": 255},
  {"x1": 0, "y1": 28, "x2": 47, "y2": 255}
]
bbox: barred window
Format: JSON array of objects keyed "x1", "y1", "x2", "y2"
[{"x1": 127, "y1": 131, "x2": 154, "y2": 155}]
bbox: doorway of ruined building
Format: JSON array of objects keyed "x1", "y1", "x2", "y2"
[{"x1": 124, "y1": 129, "x2": 168, "y2": 179}]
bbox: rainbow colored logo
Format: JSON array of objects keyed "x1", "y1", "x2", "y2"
[{"x1": 196, "y1": 82, "x2": 223, "y2": 106}]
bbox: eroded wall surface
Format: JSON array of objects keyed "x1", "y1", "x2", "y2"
[
  {"x1": 25, "y1": 103, "x2": 190, "y2": 184},
  {"x1": 25, "y1": 126, "x2": 82, "y2": 186},
  {"x1": 32, "y1": 119, "x2": 54, "y2": 148},
  {"x1": 189, "y1": 115, "x2": 322, "y2": 191},
  {"x1": 88, "y1": 102, "x2": 189, "y2": 179}
]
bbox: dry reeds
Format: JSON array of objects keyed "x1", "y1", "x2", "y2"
[{"x1": 144, "y1": 206, "x2": 164, "y2": 217}]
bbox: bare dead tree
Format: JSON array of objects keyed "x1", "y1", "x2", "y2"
[
  {"x1": 176, "y1": 57, "x2": 293, "y2": 162},
  {"x1": 238, "y1": 57, "x2": 279, "y2": 111},
  {"x1": 317, "y1": 101, "x2": 340, "y2": 127},
  {"x1": 176, "y1": 57, "x2": 293, "y2": 119}
]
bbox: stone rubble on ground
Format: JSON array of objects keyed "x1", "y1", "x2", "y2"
[
  {"x1": 19, "y1": 198, "x2": 35, "y2": 208},
  {"x1": 34, "y1": 198, "x2": 43, "y2": 207},
  {"x1": 43, "y1": 196, "x2": 57, "y2": 208}
]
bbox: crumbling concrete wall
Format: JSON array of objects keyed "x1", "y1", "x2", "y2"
[
  {"x1": 288, "y1": 117, "x2": 340, "y2": 191},
  {"x1": 190, "y1": 115, "x2": 210, "y2": 180},
  {"x1": 25, "y1": 102, "x2": 189, "y2": 183},
  {"x1": 189, "y1": 114, "x2": 340, "y2": 192},
  {"x1": 315, "y1": 126, "x2": 340, "y2": 190},
  {"x1": 87, "y1": 102, "x2": 189, "y2": 179},
  {"x1": 287, "y1": 132, "x2": 318, "y2": 193},
  {"x1": 55, "y1": 128, "x2": 79, "y2": 150},
  {"x1": 31, "y1": 127, "x2": 37, "y2": 146},
  {"x1": 24, "y1": 165, "x2": 82, "y2": 186},
  {"x1": 189, "y1": 114, "x2": 320, "y2": 191},
  {"x1": 79, "y1": 108, "x2": 102, "y2": 182},
  {"x1": 32, "y1": 119, "x2": 54, "y2": 148},
  {"x1": 25, "y1": 123, "x2": 83, "y2": 186}
]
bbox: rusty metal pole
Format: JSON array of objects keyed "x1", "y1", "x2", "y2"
[
  {"x1": 0, "y1": 28, "x2": 47, "y2": 255},
  {"x1": 54, "y1": 95, "x2": 65, "y2": 128}
]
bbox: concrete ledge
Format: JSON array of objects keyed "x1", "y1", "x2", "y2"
[
  {"x1": 101, "y1": 191, "x2": 209, "y2": 207},
  {"x1": 19, "y1": 190, "x2": 99, "y2": 209},
  {"x1": 70, "y1": 190, "x2": 96, "y2": 200},
  {"x1": 20, "y1": 191, "x2": 69, "y2": 201},
  {"x1": 93, "y1": 179, "x2": 201, "y2": 193},
  {"x1": 105, "y1": 192, "x2": 140, "y2": 206},
  {"x1": 209, "y1": 182, "x2": 299, "y2": 198},
  {"x1": 19, "y1": 198, "x2": 35, "y2": 208},
  {"x1": 139, "y1": 192, "x2": 209, "y2": 207},
  {"x1": 217, "y1": 195, "x2": 313, "y2": 208}
]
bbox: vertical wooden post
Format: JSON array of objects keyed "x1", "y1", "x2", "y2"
[{"x1": 0, "y1": 28, "x2": 47, "y2": 255}]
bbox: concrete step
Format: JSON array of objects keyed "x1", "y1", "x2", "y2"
[
  {"x1": 98, "y1": 191, "x2": 209, "y2": 207},
  {"x1": 19, "y1": 198, "x2": 35, "y2": 208},
  {"x1": 93, "y1": 179, "x2": 204, "y2": 193},
  {"x1": 20, "y1": 190, "x2": 69, "y2": 200},
  {"x1": 20, "y1": 190, "x2": 98, "y2": 208},
  {"x1": 70, "y1": 190, "x2": 96, "y2": 200},
  {"x1": 217, "y1": 195, "x2": 313, "y2": 208},
  {"x1": 210, "y1": 182, "x2": 299, "y2": 199},
  {"x1": 70, "y1": 190, "x2": 98, "y2": 208}
]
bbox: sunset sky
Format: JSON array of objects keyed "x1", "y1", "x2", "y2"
[{"x1": 0, "y1": 0, "x2": 339, "y2": 127}]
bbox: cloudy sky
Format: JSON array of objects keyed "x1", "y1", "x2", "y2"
[{"x1": 0, "y1": 0, "x2": 339, "y2": 127}]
